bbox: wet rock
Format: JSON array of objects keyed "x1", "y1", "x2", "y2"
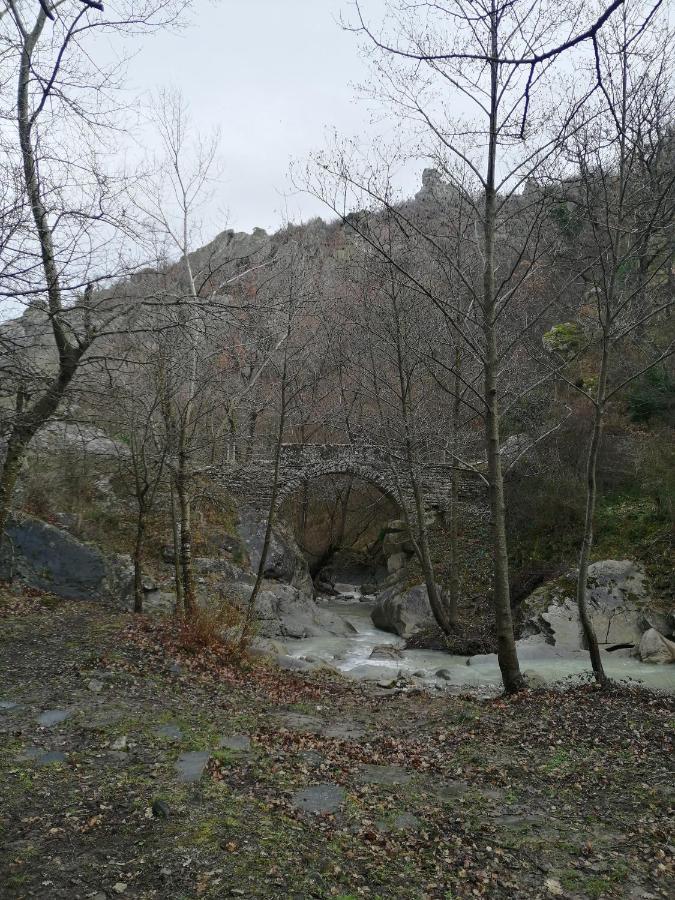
[
  {"x1": 176, "y1": 751, "x2": 210, "y2": 783},
  {"x1": 435, "y1": 668, "x2": 452, "y2": 680},
  {"x1": 291, "y1": 783, "x2": 345, "y2": 815},
  {"x1": 369, "y1": 644, "x2": 404, "y2": 661},
  {"x1": 276, "y1": 654, "x2": 312, "y2": 671},
  {"x1": 346, "y1": 664, "x2": 399, "y2": 682}
]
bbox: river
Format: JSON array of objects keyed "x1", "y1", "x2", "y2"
[{"x1": 283, "y1": 587, "x2": 675, "y2": 695}]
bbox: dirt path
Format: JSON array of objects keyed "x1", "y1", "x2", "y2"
[{"x1": 0, "y1": 594, "x2": 673, "y2": 899}]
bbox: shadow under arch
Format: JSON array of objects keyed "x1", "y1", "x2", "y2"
[{"x1": 273, "y1": 462, "x2": 403, "y2": 515}]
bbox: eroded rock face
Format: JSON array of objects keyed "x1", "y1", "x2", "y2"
[
  {"x1": 519, "y1": 560, "x2": 656, "y2": 652},
  {"x1": 371, "y1": 583, "x2": 435, "y2": 638},
  {"x1": 237, "y1": 511, "x2": 313, "y2": 596}
]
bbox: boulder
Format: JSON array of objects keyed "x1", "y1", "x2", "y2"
[
  {"x1": 224, "y1": 579, "x2": 352, "y2": 640},
  {"x1": 371, "y1": 583, "x2": 435, "y2": 638},
  {"x1": 0, "y1": 513, "x2": 132, "y2": 604},
  {"x1": 638, "y1": 629, "x2": 675, "y2": 664},
  {"x1": 519, "y1": 560, "x2": 653, "y2": 651},
  {"x1": 369, "y1": 644, "x2": 404, "y2": 661},
  {"x1": 382, "y1": 521, "x2": 413, "y2": 557},
  {"x1": 386, "y1": 552, "x2": 408, "y2": 574}
]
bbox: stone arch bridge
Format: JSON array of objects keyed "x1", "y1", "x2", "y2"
[{"x1": 221, "y1": 443, "x2": 485, "y2": 519}]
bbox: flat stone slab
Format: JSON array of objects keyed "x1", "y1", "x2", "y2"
[
  {"x1": 156, "y1": 724, "x2": 183, "y2": 741},
  {"x1": 378, "y1": 812, "x2": 421, "y2": 832},
  {"x1": 322, "y1": 722, "x2": 366, "y2": 740},
  {"x1": 358, "y1": 764, "x2": 412, "y2": 786},
  {"x1": 176, "y1": 751, "x2": 210, "y2": 783},
  {"x1": 217, "y1": 734, "x2": 251, "y2": 751},
  {"x1": 291, "y1": 783, "x2": 345, "y2": 815},
  {"x1": 21, "y1": 747, "x2": 67, "y2": 765},
  {"x1": 37, "y1": 709, "x2": 73, "y2": 727},
  {"x1": 0, "y1": 700, "x2": 19, "y2": 710},
  {"x1": 433, "y1": 779, "x2": 471, "y2": 800},
  {"x1": 277, "y1": 713, "x2": 323, "y2": 732}
]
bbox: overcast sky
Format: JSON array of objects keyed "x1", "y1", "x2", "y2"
[{"x1": 120, "y1": 0, "x2": 416, "y2": 236}]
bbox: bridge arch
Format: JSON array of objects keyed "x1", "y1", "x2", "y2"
[{"x1": 273, "y1": 461, "x2": 402, "y2": 513}]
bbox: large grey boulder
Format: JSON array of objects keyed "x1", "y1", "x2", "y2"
[
  {"x1": 371, "y1": 583, "x2": 435, "y2": 638},
  {"x1": 381, "y1": 520, "x2": 414, "y2": 557},
  {"x1": 638, "y1": 629, "x2": 675, "y2": 664},
  {"x1": 0, "y1": 513, "x2": 132, "y2": 604},
  {"x1": 237, "y1": 511, "x2": 313, "y2": 596},
  {"x1": 520, "y1": 560, "x2": 653, "y2": 651},
  {"x1": 224, "y1": 579, "x2": 351, "y2": 640}
]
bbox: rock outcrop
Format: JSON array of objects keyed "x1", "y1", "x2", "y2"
[
  {"x1": 519, "y1": 560, "x2": 653, "y2": 651},
  {"x1": 0, "y1": 513, "x2": 132, "y2": 603}
]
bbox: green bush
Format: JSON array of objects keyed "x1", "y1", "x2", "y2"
[{"x1": 628, "y1": 365, "x2": 674, "y2": 424}]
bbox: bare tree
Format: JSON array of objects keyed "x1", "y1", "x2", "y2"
[
  {"x1": 0, "y1": 0, "x2": 183, "y2": 547},
  {"x1": 544, "y1": 2, "x2": 674, "y2": 683},
  {"x1": 307, "y1": 0, "x2": 645, "y2": 691}
]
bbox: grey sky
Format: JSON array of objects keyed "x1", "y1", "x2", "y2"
[{"x1": 123, "y1": 0, "x2": 416, "y2": 235}]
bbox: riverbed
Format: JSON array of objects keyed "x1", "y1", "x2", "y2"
[{"x1": 283, "y1": 590, "x2": 675, "y2": 694}]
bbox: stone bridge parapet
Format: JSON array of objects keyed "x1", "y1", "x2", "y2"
[{"x1": 219, "y1": 443, "x2": 485, "y2": 519}]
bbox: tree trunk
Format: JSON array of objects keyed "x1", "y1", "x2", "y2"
[
  {"x1": 482, "y1": 3, "x2": 523, "y2": 693},
  {"x1": 576, "y1": 410, "x2": 607, "y2": 685},
  {"x1": 1, "y1": 13, "x2": 88, "y2": 550},
  {"x1": 241, "y1": 359, "x2": 287, "y2": 646},
  {"x1": 446, "y1": 346, "x2": 462, "y2": 625},
  {"x1": 575, "y1": 343, "x2": 610, "y2": 685},
  {"x1": 169, "y1": 482, "x2": 184, "y2": 614},
  {"x1": 133, "y1": 507, "x2": 147, "y2": 614},
  {"x1": 175, "y1": 459, "x2": 196, "y2": 615}
]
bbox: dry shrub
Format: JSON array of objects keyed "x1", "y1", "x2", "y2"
[{"x1": 176, "y1": 595, "x2": 250, "y2": 657}]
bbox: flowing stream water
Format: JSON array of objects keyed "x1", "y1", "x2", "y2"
[{"x1": 283, "y1": 586, "x2": 675, "y2": 695}]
